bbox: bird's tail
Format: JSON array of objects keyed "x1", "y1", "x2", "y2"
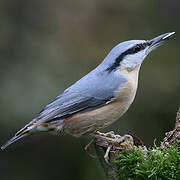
[
  {"x1": 1, "y1": 122, "x2": 54, "y2": 150},
  {"x1": 1, "y1": 125, "x2": 32, "y2": 150},
  {"x1": 1, "y1": 133, "x2": 28, "y2": 150}
]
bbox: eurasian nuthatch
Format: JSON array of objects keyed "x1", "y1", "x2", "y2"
[{"x1": 1, "y1": 32, "x2": 175, "y2": 150}]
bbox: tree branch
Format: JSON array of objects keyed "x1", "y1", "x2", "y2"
[{"x1": 94, "y1": 107, "x2": 180, "y2": 180}]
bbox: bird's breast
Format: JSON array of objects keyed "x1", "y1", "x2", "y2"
[{"x1": 114, "y1": 66, "x2": 139, "y2": 102}]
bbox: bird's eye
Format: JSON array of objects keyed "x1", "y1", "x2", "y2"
[{"x1": 133, "y1": 45, "x2": 142, "y2": 53}]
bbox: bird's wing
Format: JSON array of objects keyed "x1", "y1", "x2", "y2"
[
  {"x1": 15, "y1": 89, "x2": 113, "y2": 137},
  {"x1": 34, "y1": 90, "x2": 113, "y2": 124}
]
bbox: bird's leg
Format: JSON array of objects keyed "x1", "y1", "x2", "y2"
[
  {"x1": 91, "y1": 131, "x2": 134, "y2": 163},
  {"x1": 85, "y1": 138, "x2": 95, "y2": 152},
  {"x1": 85, "y1": 131, "x2": 116, "y2": 159},
  {"x1": 84, "y1": 138, "x2": 97, "y2": 158},
  {"x1": 104, "y1": 144, "x2": 113, "y2": 165},
  {"x1": 91, "y1": 131, "x2": 116, "y2": 141},
  {"x1": 114, "y1": 134, "x2": 134, "y2": 144},
  {"x1": 105, "y1": 134, "x2": 134, "y2": 164},
  {"x1": 92, "y1": 131, "x2": 133, "y2": 144}
]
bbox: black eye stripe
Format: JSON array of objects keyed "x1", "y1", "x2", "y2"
[
  {"x1": 130, "y1": 43, "x2": 148, "y2": 54},
  {"x1": 106, "y1": 42, "x2": 150, "y2": 72}
]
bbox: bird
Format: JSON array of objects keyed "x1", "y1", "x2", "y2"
[{"x1": 1, "y1": 32, "x2": 175, "y2": 150}]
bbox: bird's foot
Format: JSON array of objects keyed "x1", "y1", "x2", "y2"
[
  {"x1": 91, "y1": 131, "x2": 134, "y2": 164},
  {"x1": 92, "y1": 131, "x2": 133, "y2": 144},
  {"x1": 84, "y1": 131, "x2": 116, "y2": 160},
  {"x1": 84, "y1": 138, "x2": 97, "y2": 158},
  {"x1": 104, "y1": 144, "x2": 113, "y2": 164}
]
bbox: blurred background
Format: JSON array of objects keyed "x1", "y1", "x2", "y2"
[{"x1": 0, "y1": 0, "x2": 179, "y2": 179}]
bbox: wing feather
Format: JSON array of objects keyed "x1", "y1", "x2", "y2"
[
  {"x1": 34, "y1": 91, "x2": 113, "y2": 124},
  {"x1": 26, "y1": 69, "x2": 127, "y2": 125}
]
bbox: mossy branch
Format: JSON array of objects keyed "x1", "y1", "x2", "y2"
[{"x1": 94, "y1": 107, "x2": 180, "y2": 180}]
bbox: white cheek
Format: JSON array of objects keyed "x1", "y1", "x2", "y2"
[{"x1": 121, "y1": 53, "x2": 145, "y2": 68}]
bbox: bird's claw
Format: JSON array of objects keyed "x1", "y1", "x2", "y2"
[
  {"x1": 91, "y1": 131, "x2": 134, "y2": 164},
  {"x1": 104, "y1": 144, "x2": 112, "y2": 165},
  {"x1": 84, "y1": 138, "x2": 97, "y2": 158}
]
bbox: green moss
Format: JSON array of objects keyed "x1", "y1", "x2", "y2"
[{"x1": 114, "y1": 146, "x2": 180, "y2": 180}]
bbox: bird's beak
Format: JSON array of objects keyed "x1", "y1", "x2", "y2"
[{"x1": 147, "y1": 32, "x2": 175, "y2": 53}]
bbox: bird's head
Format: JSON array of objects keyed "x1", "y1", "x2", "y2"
[{"x1": 103, "y1": 32, "x2": 175, "y2": 72}]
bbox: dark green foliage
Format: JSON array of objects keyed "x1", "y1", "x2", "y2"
[{"x1": 114, "y1": 146, "x2": 180, "y2": 180}]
